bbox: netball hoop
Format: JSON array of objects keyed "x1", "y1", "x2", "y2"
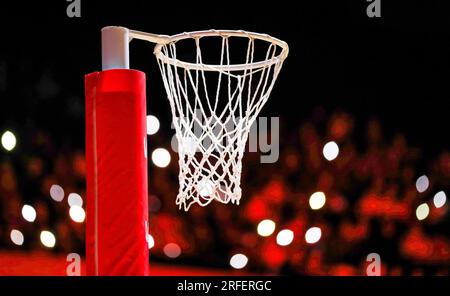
[
  {"x1": 85, "y1": 26, "x2": 287, "y2": 275},
  {"x1": 102, "y1": 26, "x2": 289, "y2": 211}
]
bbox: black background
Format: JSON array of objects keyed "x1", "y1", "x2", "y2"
[
  {"x1": 0, "y1": 0, "x2": 449, "y2": 289},
  {"x1": 0, "y1": 0, "x2": 449, "y2": 159},
  {"x1": 0, "y1": 276, "x2": 448, "y2": 295}
]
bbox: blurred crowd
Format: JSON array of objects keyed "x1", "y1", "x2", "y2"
[
  {"x1": 149, "y1": 109, "x2": 450, "y2": 275},
  {"x1": 0, "y1": 110, "x2": 449, "y2": 275},
  {"x1": 0, "y1": 129, "x2": 86, "y2": 253}
]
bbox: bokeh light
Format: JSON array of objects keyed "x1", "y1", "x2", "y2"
[
  {"x1": 69, "y1": 206, "x2": 86, "y2": 223},
  {"x1": 148, "y1": 195, "x2": 162, "y2": 213},
  {"x1": 415, "y1": 175, "x2": 429, "y2": 193},
  {"x1": 416, "y1": 203, "x2": 430, "y2": 221},
  {"x1": 276, "y1": 229, "x2": 294, "y2": 246},
  {"x1": 309, "y1": 192, "x2": 326, "y2": 210},
  {"x1": 147, "y1": 234, "x2": 155, "y2": 249},
  {"x1": 180, "y1": 136, "x2": 198, "y2": 155},
  {"x1": 1, "y1": 130, "x2": 16, "y2": 151},
  {"x1": 257, "y1": 219, "x2": 276, "y2": 237},
  {"x1": 229, "y1": 253, "x2": 248, "y2": 269},
  {"x1": 21, "y1": 205, "x2": 37, "y2": 222},
  {"x1": 49, "y1": 184, "x2": 64, "y2": 202},
  {"x1": 323, "y1": 141, "x2": 339, "y2": 161},
  {"x1": 40, "y1": 231, "x2": 56, "y2": 248},
  {"x1": 305, "y1": 227, "x2": 322, "y2": 244},
  {"x1": 163, "y1": 243, "x2": 181, "y2": 258},
  {"x1": 68, "y1": 193, "x2": 83, "y2": 207},
  {"x1": 433, "y1": 191, "x2": 446, "y2": 208},
  {"x1": 151, "y1": 148, "x2": 171, "y2": 168},
  {"x1": 146, "y1": 115, "x2": 160, "y2": 135},
  {"x1": 197, "y1": 179, "x2": 215, "y2": 197},
  {"x1": 10, "y1": 229, "x2": 24, "y2": 246}
]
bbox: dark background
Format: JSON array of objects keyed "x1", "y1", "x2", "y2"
[
  {"x1": 0, "y1": 0, "x2": 449, "y2": 156},
  {"x1": 0, "y1": 0, "x2": 449, "y2": 275}
]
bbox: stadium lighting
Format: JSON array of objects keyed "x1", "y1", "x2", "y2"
[
  {"x1": 10, "y1": 229, "x2": 24, "y2": 246},
  {"x1": 49, "y1": 184, "x2": 65, "y2": 202},
  {"x1": 197, "y1": 179, "x2": 215, "y2": 197},
  {"x1": 276, "y1": 229, "x2": 294, "y2": 246},
  {"x1": 163, "y1": 243, "x2": 181, "y2": 258},
  {"x1": 433, "y1": 191, "x2": 446, "y2": 208},
  {"x1": 69, "y1": 206, "x2": 86, "y2": 223},
  {"x1": 323, "y1": 141, "x2": 339, "y2": 161},
  {"x1": 416, "y1": 203, "x2": 430, "y2": 221},
  {"x1": 146, "y1": 115, "x2": 160, "y2": 135},
  {"x1": 1, "y1": 130, "x2": 16, "y2": 152},
  {"x1": 40, "y1": 230, "x2": 56, "y2": 248},
  {"x1": 229, "y1": 253, "x2": 248, "y2": 269},
  {"x1": 309, "y1": 192, "x2": 326, "y2": 210},
  {"x1": 151, "y1": 148, "x2": 171, "y2": 168},
  {"x1": 415, "y1": 175, "x2": 429, "y2": 193},
  {"x1": 68, "y1": 193, "x2": 83, "y2": 207},
  {"x1": 21, "y1": 204, "x2": 37, "y2": 222},
  {"x1": 147, "y1": 234, "x2": 155, "y2": 249},
  {"x1": 257, "y1": 219, "x2": 276, "y2": 237},
  {"x1": 305, "y1": 227, "x2": 322, "y2": 244}
]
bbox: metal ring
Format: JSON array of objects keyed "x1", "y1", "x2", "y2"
[{"x1": 153, "y1": 30, "x2": 289, "y2": 72}]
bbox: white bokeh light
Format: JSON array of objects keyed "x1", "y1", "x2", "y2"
[
  {"x1": 305, "y1": 227, "x2": 322, "y2": 244},
  {"x1": 323, "y1": 141, "x2": 339, "y2": 161},
  {"x1": 69, "y1": 206, "x2": 86, "y2": 223},
  {"x1": 229, "y1": 253, "x2": 248, "y2": 269},
  {"x1": 415, "y1": 175, "x2": 429, "y2": 193},
  {"x1": 151, "y1": 148, "x2": 171, "y2": 168},
  {"x1": 1, "y1": 131, "x2": 16, "y2": 152},
  {"x1": 147, "y1": 234, "x2": 155, "y2": 249},
  {"x1": 146, "y1": 115, "x2": 160, "y2": 135},
  {"x1": 40, "y1": 230, "x2": 56, "y2": 248},
  {"x1": 416, "y1": 203, "x2": 430, "y2": 221},
  {"x1": 433, "y1": 191, "x2": 446, "y2": 208},
  {"x1": 180, "y1": 136, "x2": 198, "y2": 156},
  {"x1": 68, "y1": 193, "x2": 83, "y2": 207},
  {"x1": 257, "y1": 219, "x2": 276, "y2": 237},
  {"x1": 276, "y1": 229, "x2": 294, "y2": 246},
  {"x1": 197, "y1": 179, "x2": 215, "y2": 197},
  {"x1": 163, "y1": 243, "x2": 181, "y2": 258},
  {"x1": 10, "y1": 229, "x2": 24, "y2": 246},
  {"x1": 21, "y1": 205, "x2": 37, "y2": 222},
  {"x1": 309, "y1": 192, "x2": 326, "y2": 210},
  {"x1": 50, "y1": 184, "x2": 64, "y2": 202}
]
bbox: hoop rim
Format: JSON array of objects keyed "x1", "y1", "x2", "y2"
[{"x1": 152, "y1": 29, "x2": 289, "y2": 72}]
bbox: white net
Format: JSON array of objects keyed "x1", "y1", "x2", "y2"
[{"x1": 155, "y1": 30, "x2": 288, "y2": 211}]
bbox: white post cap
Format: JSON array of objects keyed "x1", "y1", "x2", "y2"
[{"x1": 101, "y1": 26, "x2": 130, "y2": 70}]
